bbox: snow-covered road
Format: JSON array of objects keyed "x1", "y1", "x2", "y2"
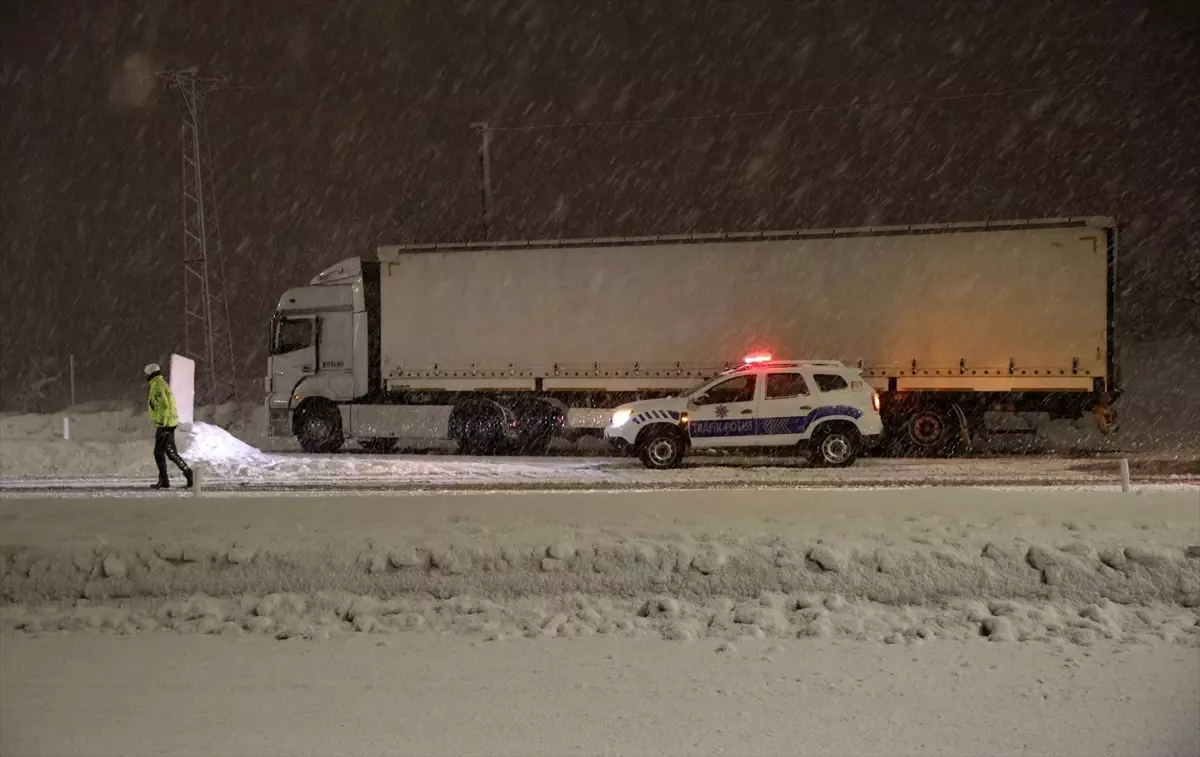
[
  {"x1": 4, "y1": 418, "x2": 1198, "y2": 494},
  {"x1": 3, "y1": 486, "x2": 1198, "y2": 756},
  {"x1": 2, "y1": 454, "x2": 1197, "y2": 495},
  {"x1": 4, "y1": 633, "x2": 1197, "y2": 757}
]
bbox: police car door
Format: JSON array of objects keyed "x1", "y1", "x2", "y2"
[
  {"x1": 755, "y1": 370, "x2": 815, "y2": 446},
  {"x1": 687, "y1": 373, "x2": 760, "y2": 448}
]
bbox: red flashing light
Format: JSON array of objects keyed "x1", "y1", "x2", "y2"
[{"x1": 743, "y1": 353, "x2": 773, "y2": 364}]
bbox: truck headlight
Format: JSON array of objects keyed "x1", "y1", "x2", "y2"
[{"x1": 611, "y1": 409, "x2": 632, "y2": 428}]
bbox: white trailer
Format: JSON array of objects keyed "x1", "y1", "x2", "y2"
[{"x1": 265, "y1": 216, "x2": 1119, "y2": 456}]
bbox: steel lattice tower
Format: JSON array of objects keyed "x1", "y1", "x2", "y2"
[{"x1": 154, "y1": 67, "x2": 237, "y2": 407}]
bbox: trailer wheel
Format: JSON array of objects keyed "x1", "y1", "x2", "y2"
[
  {"x1": 360, "y1": 438, "x2": 398, "y2": 454},
  {"x1": 505, "y1": 396, "x2": 565, "y2": 456},
  {"x1": 903, "y1": 409, "x2": 954, "y2": 457},
  {"x1": 808, "y1": 423, "x2": 860, "y2": 468},
  {"x1": 295, "y1": 401, "x2": 344, "y2": 454},
  {"x1": 636, "y1": 427, "x2": 686, "y2": 470},
  {"x1": 451, "y1": 401, "x2": 510, "y2": 456}
]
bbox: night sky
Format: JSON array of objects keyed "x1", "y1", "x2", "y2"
[{"x1": 2, "y1": 0, "x2": 1197, "y2": 407}]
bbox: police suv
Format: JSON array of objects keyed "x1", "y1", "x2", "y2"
[{"x1": 605, "y1": 355, "x2": 883, "y2": 470}]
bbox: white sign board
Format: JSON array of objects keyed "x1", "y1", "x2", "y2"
[{"x1": 169, "y1": 354, "x2": 195, "y2": 426}]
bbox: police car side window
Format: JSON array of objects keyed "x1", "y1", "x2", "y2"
[
  {"x1": 813, "y1": 374, "x2": 848, "y2": 392},
  {"x1": 766, "y1": 372, "x2": 809, "y2": 399},
  {"x1": 697, "y1": 375, "x2": 756, "y2": 405}
]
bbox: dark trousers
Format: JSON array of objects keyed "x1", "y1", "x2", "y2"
[{"x1": 154, "y1": 426, "x2": 191, "y2": 482}]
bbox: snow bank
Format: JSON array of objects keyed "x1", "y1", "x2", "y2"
[
  {"x1": 5, "y1": 529, "x2": 1196, "y2": 612},
  {"x1": 3, "y1": 592, "x2": 1198, "y2": 647},
  {"x1": 2, "y1": 488, "x2": 1196, "y2": 645}
]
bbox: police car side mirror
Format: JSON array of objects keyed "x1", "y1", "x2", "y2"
[{"x1": 691, "y1": 393, "x2": 707, "y2": 407}]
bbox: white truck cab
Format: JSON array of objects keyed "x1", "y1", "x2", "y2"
[{"x1": 605, "y1": 355, "x2": 883, "y2": 469}]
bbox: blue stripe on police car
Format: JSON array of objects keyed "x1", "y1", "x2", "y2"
[{"x1": 689, "y1": 405, "x2": 864, "y2": 439}]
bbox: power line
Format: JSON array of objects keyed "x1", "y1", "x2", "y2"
[{"x1": 490, "y1": 74, "x2": 1184, "y2": 133}]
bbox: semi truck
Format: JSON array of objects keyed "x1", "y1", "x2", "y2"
[{"x1": 265, "y1": 216, "x2": 1119, "y2": 457}]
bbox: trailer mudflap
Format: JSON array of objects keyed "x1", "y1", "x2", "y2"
[
  {"x1": 1091, "y1": 388, "x2": 1118, "y2": 435},
  {"x1": 1092, "y1": 403, "x2": 1118, "y2": 435},
  {"x1": 950, "y1": 402, "x2": 973, "y2": 450}
]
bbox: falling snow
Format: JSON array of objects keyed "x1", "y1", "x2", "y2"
[{"x1": 1, "y1": 0, "x2": 1197, "y2": 434}]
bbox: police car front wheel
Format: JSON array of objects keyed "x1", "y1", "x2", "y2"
[
  {"x1": 637, "y1": 428, "x2": 686, "y2": 470},
  {"x1": 809, "y1": 425, "x2": 860, "y2": 468}
]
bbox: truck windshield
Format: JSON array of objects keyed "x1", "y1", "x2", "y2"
[{"x1": 271, "y1": 315, "x2": 314, "y2": 355}]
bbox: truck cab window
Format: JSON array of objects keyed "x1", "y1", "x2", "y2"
[
  {"x1": 696, "y1": 375, "x2": 756, "y2": 405},
  {"x1": 274, "y1": 318, "x2": 313, "y2": 355},
  {"x1": 766, "y1": 372, "x2": 809, "y2": 399}
]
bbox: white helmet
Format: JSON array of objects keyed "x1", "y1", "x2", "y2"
[{"x1": 144, "y1": 363, "x2": 161, "y2": 376}]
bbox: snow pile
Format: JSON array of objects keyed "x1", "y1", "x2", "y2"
[
  {"x1": 4, "y1": 592, "x2": 1198, "y2": 647},
  {"x1": 7, "y1": 531, "x2": 1195, "y2": 612},
  {"x1": 2, "y1": 488, "x2": 1197, "y2": 646},
  {"x1": 182, "y1": 422, "x2": 269, "y2": 465}
]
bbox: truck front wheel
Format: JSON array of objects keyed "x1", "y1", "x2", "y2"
[
  {"x1": 296, "y1": 403, "x2": 344, "y2": 454},
  {"x1": 636, "y1": 427, "x2": 686, "y2": 470}
]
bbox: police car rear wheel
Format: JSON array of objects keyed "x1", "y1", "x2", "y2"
[
  {"x1": 638, "y1": 429, "x2": 685, "y2": 470},
  {"x1": 809, "y1": 425, "x2": 859, "y2": 468}
]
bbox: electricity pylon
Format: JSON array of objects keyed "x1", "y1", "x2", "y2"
[{"x1": 153, "y1": 67, "x2": 237, "y2": 407}]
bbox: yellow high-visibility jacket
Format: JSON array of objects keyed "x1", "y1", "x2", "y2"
[{"x1": 147, "y1": 374, "x2": 179, "y2": 428}]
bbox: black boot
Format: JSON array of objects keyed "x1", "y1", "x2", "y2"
[
  {"x1": 151, "y1": 479, "x2": 170, "y2": 490},
  {"x1": 183, "y1": 469, "x2": 194, "y2": 489}
]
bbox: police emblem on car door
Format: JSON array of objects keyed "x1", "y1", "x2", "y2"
[{"x1": 688, "y1": 374, "x2": 758, "y2": 447}]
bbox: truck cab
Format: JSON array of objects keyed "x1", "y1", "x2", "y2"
[
  {"x1": 605, "y1": 355, "x2": 883, "y2": 469},
  {"x1": 266, "y1": 258, "x2": 367, "y2": 451}
]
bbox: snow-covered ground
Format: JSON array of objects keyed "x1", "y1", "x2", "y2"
[
  {"x1": 3, "y1": 488, "x2": 1198, "y2": 633},
  {"x1": 2, "y1": 395, "x2": 1197, "y2": 756},
  {"x1": 1, "y1": 487, "x2": 1198, "y2": 755},
  {"x1": 3, "y1": 633, "x2": 1196, "y2": 757}
]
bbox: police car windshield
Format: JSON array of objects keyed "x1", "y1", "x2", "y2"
[{"x1": 677, "y1": 374, "x2": 722, "y2": 398}]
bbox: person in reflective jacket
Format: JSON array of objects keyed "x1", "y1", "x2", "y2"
[{"x1": 145, "y1": 363, "x2": 193, "y2": 489}]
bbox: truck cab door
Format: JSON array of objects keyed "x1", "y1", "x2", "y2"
[
  {"x1": 315, "y1": 311, "x2": 355, "y2": 401},
  {"x1": 269, "y1": 315, "x2": 317, "y2": 397},
  {"x1": 687, "y1": 373, "x2": 759, "y2": 448},
  {"x1": 756, "y1": 370, "x2": 815, "y2": 446}
]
